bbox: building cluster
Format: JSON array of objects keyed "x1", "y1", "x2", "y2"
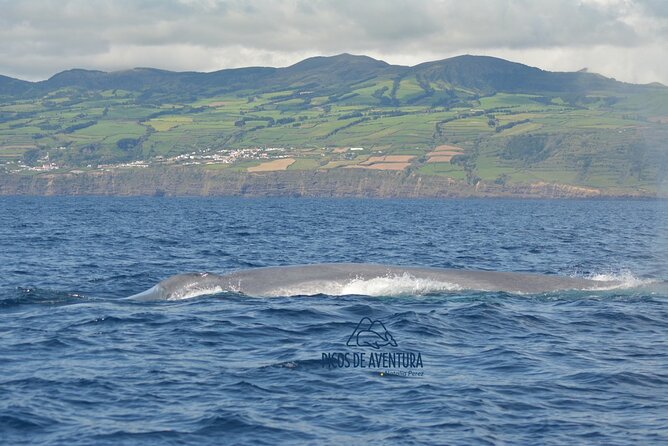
[{"x1": 3, "y1": 145, "x2": 370, "y2": 173}]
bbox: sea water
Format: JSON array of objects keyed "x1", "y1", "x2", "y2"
[{"x1": 1, "y1": 197, "x2": 667, "y2": 445}]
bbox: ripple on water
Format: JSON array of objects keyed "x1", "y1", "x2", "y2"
[{"x1": 1, "y1": 197, "x2": 668, "y2": 445}]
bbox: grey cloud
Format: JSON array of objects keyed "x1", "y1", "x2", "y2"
[
  {"x1": 0, "y1": 0, "x2": 665, "y2": 83},
  {"x1": 638, "y1": 0, "x2": 668, "y2": 16}
]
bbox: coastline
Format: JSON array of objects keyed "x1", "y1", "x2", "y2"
[{"x1": 0, "y1": 167, "x2": 658, "y2": 199}]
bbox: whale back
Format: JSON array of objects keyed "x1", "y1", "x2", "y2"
[
  {"x1": 222, "y1": 264, "x2": 624, "y2": 296},
  {"x1": 126, "y1": 263, "x2": 633, "y2": 300},
  {"x1": 128, "y1": 272, "x2": 227, "y2": 301}
]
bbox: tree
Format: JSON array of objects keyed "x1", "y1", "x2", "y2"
[{"x1": 22, "y1": 149, "x2": 40, "y2": 166}]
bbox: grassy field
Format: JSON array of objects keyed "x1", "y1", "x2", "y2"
[{"x1": 1, "y1": 73, "x2": 666, "y2": 192}]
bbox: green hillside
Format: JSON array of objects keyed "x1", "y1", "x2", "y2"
[{"x1": 1, "y1": 54, "x2": 667, "y2": 193}]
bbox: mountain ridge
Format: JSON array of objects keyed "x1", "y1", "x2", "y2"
[{"x1": 0, "y1": 53, "x2": 654, "y2": 99}]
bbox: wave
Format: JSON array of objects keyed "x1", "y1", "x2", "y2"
[{"x1": 0, "y1": 287, "x2": 91, "y2": 307}]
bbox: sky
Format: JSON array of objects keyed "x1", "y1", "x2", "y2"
[{"x1": 0, "y1": 0, "x2": 666, "y2": 84}]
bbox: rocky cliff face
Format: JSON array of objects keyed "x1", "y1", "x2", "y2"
[{"x1": 0, "y1": 167, "x2": 654, "y2": 198}]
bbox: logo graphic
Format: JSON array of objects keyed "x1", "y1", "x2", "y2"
[
  {"x1": 321, "y1": 316, "x2": 424, "y2": 374},
  {"x1": 346, "y1": 317, "x2": 398, "y2": 350}
]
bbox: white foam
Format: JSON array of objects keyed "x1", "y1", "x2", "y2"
[
  {"x1": 262, "y1": 273, "x2": 462, "y2": 297},
  {"x1": 168, "y1": 285, "x2": 225, "y2": 300},
  {"x1": 576, "y1": 270, "x2": 657, "y2": 290}
]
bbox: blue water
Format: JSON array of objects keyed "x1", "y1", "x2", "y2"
[{"x1": 1, "y1": 197, "x2": 668, "y2": 445}]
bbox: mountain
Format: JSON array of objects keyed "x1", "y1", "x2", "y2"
[
  {"x1": 0, "y1": 74, "x2": 31, "y2": 96},
  {"x1": 0, "y1": 54, "x2": 666, "y2": 197},
  {"x1": 412, "y1": 55, "x2": 626, "y2": 94},
  {"x1": 0, "y1": 53, "x2": 641, "y2": 100},
  {"x1": 276, "y1": 53, "x2": 401, "y2": 87},
  {"x1": 44, "y1": 68, "x2": 110, "y2": 89}
]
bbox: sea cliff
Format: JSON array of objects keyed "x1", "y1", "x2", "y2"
[{"x1": 0, "y1": 168, "x2": 655, "y2": 198}]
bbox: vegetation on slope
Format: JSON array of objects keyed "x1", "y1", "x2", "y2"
[{"x1": 0, "y1": 54, "x2": 666, "y2": 193}]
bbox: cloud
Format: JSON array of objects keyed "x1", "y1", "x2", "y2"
[{"x1": 0, "y1": 0, "x2": 666, "y2": 84}]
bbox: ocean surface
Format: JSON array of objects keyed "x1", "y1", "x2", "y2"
[{"x1": 1, "y1": 196, "x2": 667, "y2": 445}]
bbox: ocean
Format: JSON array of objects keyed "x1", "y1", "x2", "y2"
[{"x1": 1, "y1": 197, "x2": 667, "y2": 445}]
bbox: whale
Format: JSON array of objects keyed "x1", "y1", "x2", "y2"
[{"x1": 126, "y1": 263, "x2": 637, "y2": 300}]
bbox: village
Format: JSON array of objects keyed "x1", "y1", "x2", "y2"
[
  {"x1": 0, "y1": 143, "x2": 469, "y2": 175},
  {"x1": 1, "y1": 145, "x2": 369, "y2": 173}
]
